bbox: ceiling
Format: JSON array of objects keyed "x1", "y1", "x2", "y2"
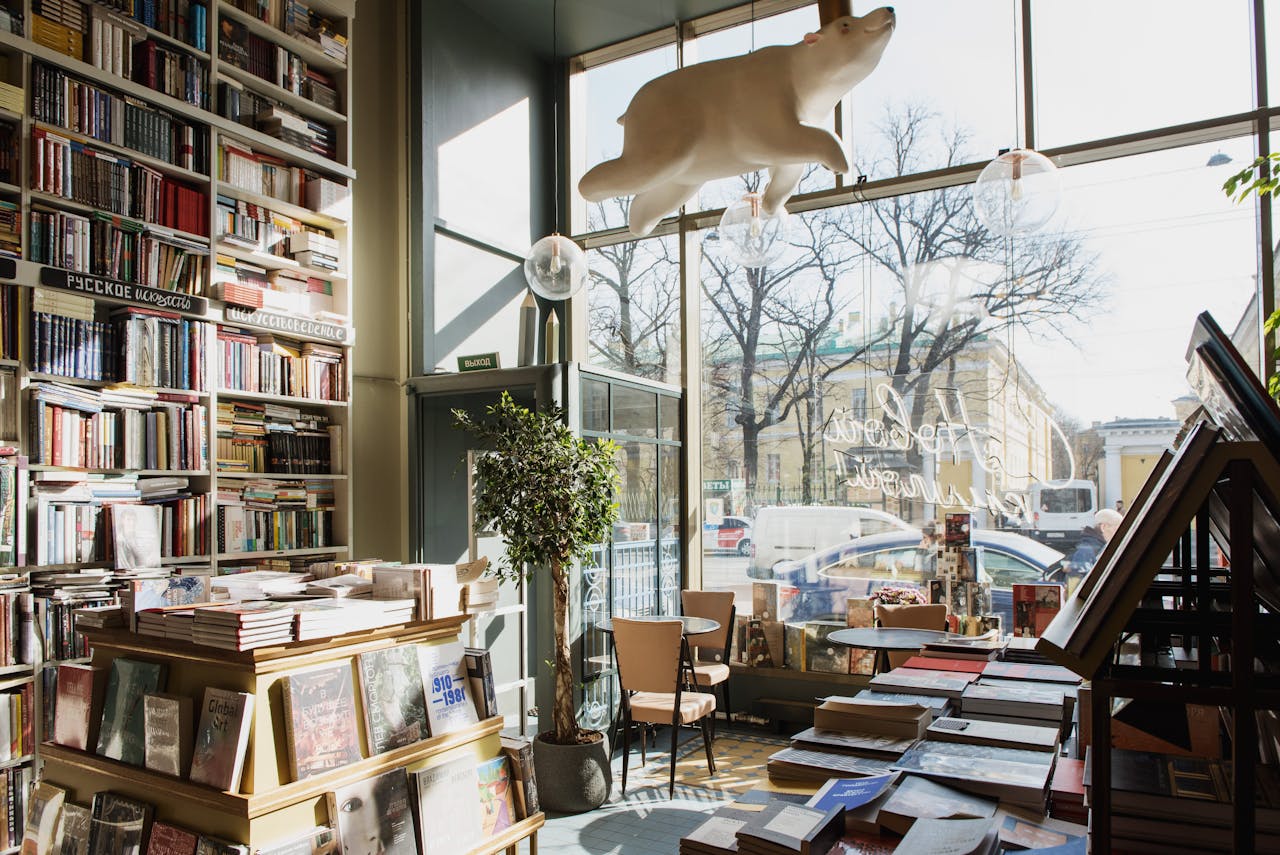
[{"x1": 454, "y1": 0, "x2": 750, "y2": 57}]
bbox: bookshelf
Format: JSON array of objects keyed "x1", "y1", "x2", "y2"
[
  {"x1": 38, "y1": 616, "x2": 545, "y2": 851},
  {"x1": 0, "y1": 0, "x2": 362, "y2": 841}
]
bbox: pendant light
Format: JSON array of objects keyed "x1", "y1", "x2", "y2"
[
  {"x1": 525, "y1": 0, "x2": 587, "y2": 300},
  {"x1": 973, "y1": 148, "x2": 1062, "y2": 237},
  {"x1": 713, "y1": 1, "x2": 789, "y2": 269}
]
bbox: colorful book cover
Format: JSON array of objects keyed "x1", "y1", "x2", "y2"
[
  {"x1": 59, "y1": 802, "x2": 92, "y2": 855},
  {"x1": 357, "y1": 646, "x2": 427, "y2": 754},
  {"x1": 96, "y1": 658, "x2": 167, "y2": 765},
  {"x1": 411, "y1": 756, "x2": 483, "y2": 855},
  {"x1": 477, "y1": 755, "x2": 517, "y2": 838},
  {"x1": 143, "y1": 693, "x2": 193, "y2": 777},
  {"x1": 417, "y1": 641, "x2": 479, "y2": 736},
  {"x1": 20, "y1": 781, "x2": 65, "y2": 855},
  {"x1": 944, "y1": 512, "x2": 971, "y2": 548},
  {"x1": 845, "y1": 598, "x2": 877, "y2": 676},
  {"x1": 53, "y1": 663, "x2": 103, "y2": 751},
  {"x1": 1013, "y1": 584, "x2": 1063, "y2": 638},
  {"x1": 87, "y1": 792, "x2": 152, "y2": 855},
  {"x1": 145, "y1": 823, "x2": 198, "y2": 855},
  {"x1": 189, "y1": 688, "x2": 255, "y2": 792},
  {"x1": 328, "y1": 767, "x2": 416, "y2": 855},
  {"x1": 282, "y1": 663, "x2": 364, "y2": 780}
]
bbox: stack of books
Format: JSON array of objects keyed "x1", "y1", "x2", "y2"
[
  {"x1": 734, "y1": 802, "x2": 844, "y2": 855},
  {"x1": 917, "y1": 635, "x2": 1004, "y2": 662},
  {"x1": 852, "y1": 690, "x2": 951, "y2": 719},
  {"x1": 925, "y1": 717, "x2": 1060, "y2": 753},
  {"x1": 891, "y1": 739, "x2": 1058, "y2": 812},
  {"x1": 765, "y1": 746, "x2": 895, "y2": 783},
  {"x1": 210, "y1": 570, "x2": 311, "y2": 600},
  {"x1": 190, "y1": 600, "x2": 296, "y2": 650},
  {"x1": 958, "y1": 680, "x2": 1069, "y2": 733},
  {"x1": 1001, "y1": 635, "x2": 1057, "y2": 665},
  {"x1": 1049, "y1": 758, "x2": 1086, "y2": 824},
  {"x1": 291, "y1": 598, "x2": 414, "y2": 640},
  {"x1": 679, "y1": 805, "x2": 764, "y2": 855},
  {"x1": 787, "y1": 727, "x2": 916, "y2": 761},
  {"x1": 0, "y1": 82, "x2": 21, "y2": 114},
  {"x1": 814, "y1": 695, "x2": 933, "y2": 739},
  {"x1": 877, "y1": 775, "x2": 997, "y2": 835},
  {"x1": 868, "y1": 667, "x2": 978, "y2": 700}
]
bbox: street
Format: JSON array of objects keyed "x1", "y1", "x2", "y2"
[{"x1": 701, "y1": 552, "x2": 753, "y2": 612}]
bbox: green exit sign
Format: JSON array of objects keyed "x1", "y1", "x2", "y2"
[{"x1": 458, "y1": 352, "x2": 501, "y2": 372}]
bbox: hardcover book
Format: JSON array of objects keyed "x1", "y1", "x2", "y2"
[
  {"x1": 328, "y1": 768, "x2": 417, "y2": 855},
  {"x1": 145, "y1": 823, "x2": 198, "y2": 855},
  {"x1": 891, "y1": 739, "x2": 1055, "y2": 811},
  {"x1": 411, "y1": 755, "x2": 483, "y2": 855},
  {"x1": 417, "y1": 641, "x2": 479, "y2": 736},
  {"x1": 499, "y1": 735, "x2": 539, "y2": 819},
  {"x1": 20, "y1": 781, "x2": 65, "y2": 855},
  {"x1": 96, "y1": 658, "x2": 167, "y2": 765},
  {"x1": 357, "y1": 645, "x2": 427, "y2": 754},
  {"x1": 805, "y1": 772, "x2": 900, "y2": 833},
  {"x1": 282, "y1": 663, "x2": 364, "y2": 780},
  {"x1": 143, "y1": 693, "x2": 193, "y2": 777},
  {"x1": 477, "y1": 755, "x2": 517, "y2": 838},
  {"x1": 878, "y1": 775, "x2": 997, "y2": 836},
  {"x1": 59, "y1": 803, "x2": 92, "y2": 855},
  {"x1": 87, "y1": 792, "x2": 152, "y2": 855},
  {"x1": 52, "y1": 663, "x2": 105, "y2": 751},
  {"x1": 464, "y1": 647, "x2": 498, "y2": 720},
  {"x1": 734, "y1": 801, "x2": 844, "y2": 855},
  {"x1": 188, "y1": 688, "x2": 255, "y2": 792}
]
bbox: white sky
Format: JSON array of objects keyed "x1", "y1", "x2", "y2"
[{"x1": 575, "y1": 0, "x2": 1266, "y2": 426}]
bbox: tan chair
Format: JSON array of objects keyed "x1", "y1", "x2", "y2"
[
  {"x1": 681, "y1": 590, "x2": 735, "y2": 731},
  {"x1": 874, "y1": 602, "x2": 948, "y2": 669},
  {"x1": 613, "y1": 618, "x2": 717, "y2": 798}
]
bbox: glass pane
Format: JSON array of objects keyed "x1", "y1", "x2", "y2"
[
  {"x1": 573, "y1": 44, "x2": 678, "y2": 233},
  {"x1": 1033, "y1": 0, "x2": 1253, "y2": 148},
  {"x1": 698, "y1": 137, "x2": 1258, "y2": 635},
  {"x1": 659, "y1": 394, "x2": 680, "y2": 441},
  {"x1": 686, "y1": 6, "x2": 833, "y2": 210},
  {"x1": 659, "y1": 444, "x2": 682, "y2": 615},
  {"x1": 587, "y1": 234, "x2": 682, "y2": 385},
  {"x1": 583, "y1": 378, "x2": 610, "y2": 432},
  {"x1": 611, "y1": 384, "x2": 658, "y2": 438},
  {"x1": 849, "y1": 0, "x2": 1017, "y2": 180}
]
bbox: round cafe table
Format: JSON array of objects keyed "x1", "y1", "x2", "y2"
[{"x1": 827, "y1": 626, "x2": 960, "y2": 675}]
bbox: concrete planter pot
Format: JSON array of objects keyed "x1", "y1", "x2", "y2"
[{"x1": 532, "y1": 731, "x2": 612, "y2": 813}]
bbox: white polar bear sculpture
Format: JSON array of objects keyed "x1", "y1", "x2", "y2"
[{"x1": 578, "y1": 6, "x2": 896, "y2": 237}]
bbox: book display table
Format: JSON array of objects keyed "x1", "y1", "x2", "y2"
[{"x1": 38, "y1": 615, "x2": 544, "y2": 851}]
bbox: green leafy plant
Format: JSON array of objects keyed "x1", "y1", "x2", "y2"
[
  {"x1": 1223, "y1": 155, "x2": 1280, "y2": 400},
  {"x1": 453, "y1": 392, "x2": 620, "y2": 745}
]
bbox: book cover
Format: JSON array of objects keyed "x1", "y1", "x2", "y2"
[
  {"x1": 680, "y1": 807, "x2": 758, "y2": 852},
  {"x1": 803, "y1": 620, "x2": 850, "y2": 674},
  {"x1": 127, "y1": 577, "x2": 210, "y2": 630},
  {"x1": 892, "y1": 740, "x2": 1054, "y2": 810},
  {"x1": 744, "y1": 618, "x2": 774, "y2": 667},
  {"x1": 927, "y1": 716, "x2": 1060, "y2": 752},
  {"x1": 188, "y1": 688, "x2": 255, "y2": 792},
  {"x1": 944, "y1": 512, "x2": 971, "y2": 548},
  {"x1": 411, "y1": 755, "x2": 483, "y2": 855},
  {"x1": 878, "y1": 775, "x2": 996, "y2": 836},
  {"x1": 981, "y1": 661, "x2": 1080, "y2": 685},
  {"x1": 805, "y1": 772, "x2": 900, "y2": 814},
  {"x1": 752, "y1": 581, "x2": 782, "y2": 621},
  {"x1": 59, "y1": 803, "x2": 92, "y2": 855},
  {"x1": 735, "y1": 802, "x2": 844, "y2": 855},
  {"x1": 477, "y1": 755, "x2": 517, "y2": 838},
  {"x1": 87, "y1": 792, "x2": 152, "y2": 855},
  {"x1": 143, "y1": 693, "x2": 193, "y2": 777},
  {"x1": 790, "y1": 727, "x2": 917, "y2": 758},
  {"x1": 767, "y1": 747, "x2": 896, "y2": 781},
  {"x1": 868, "y1": 669, "x2": 974, "y2": 698},
  {"x1": 357, "y1": 645, "x2": 427, "y2": 754},
  {"x1": 844, "y1": 597, "x2": 876, "y2": 675},
  {"x1": 111, "y1": 504, "x2": 162, "y2": 569},
  {"x1": 96, "y1": 658, "x2": 167, "y2": 765},
  {"x1": 144, "y1": 823, "x2": 198, "y2": 855},
  {"x1": 1013, "y1": 584, "x2": 1063, "y2": 638},
  {"x1": 20, "y1": 781, "x2": 65, "y2": 855},
  {"x1": 993, "y1": 807, "x2": 1087, "y2": 850},
  {"x1": 53, "y1": 663, "x2": 104, "y2": 751},
  {"x1": 499, "y1": 735, "x2": 539, "y2": 819},
  {"x1": 282, "y1": 663, "x2": 364, "y2": 780},
  {"x1": 252, "y1": 827, "x2": 337, "y2": 855},
  {"x1": 417, "y1": 641, "x2": 479, "y2": 736},
  {"x1": 896, "y1": 817, "x2": 995, "y2": 855},
  {"x1": 328, "y1": 767, "x2": 416, "y2": 855},
  {"x1": 464, "y1": 647, "x2": 498, "y2": 720}
]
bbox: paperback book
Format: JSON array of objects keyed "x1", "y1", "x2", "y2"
[
  {"x1": 411, "y1": 755, "x2": 483, "y2": 855},
  {"x1": 327, "y1": 767, "x2": 417, "y2": 855},
  {"x1": 143, "y1": 693, "x2": 193, "y2": 776},
  {"x1": 52, "y1": 663, "x2": 105, "y2": 751},
  {"x1": 878, "y1": 775, "x2": 997, "y2": 836},
  {"x1": 477, "y1": 755, "x2": 518, "y2": 838},
  {"x1": 188, "y1": 688, "x2": 255, "y2": 792},
  {"x1": 464, "y1": 647, "x2": 498, "y2": 719},
  {"x1": 417, "y1": 641, "x2": 479, "y2": 736},
  {"x1": 146, "y1": 822, "x2": 198, "y2": 855},
  {"x1": 59, "y1": 802, "x2": 92, "y2": 855},
  {"x1": 357, "y1": 645, "x2": 427, "y2": 754},
  {"x1": 87, "y1": 792, "x2": 152, "y2": 855},
  {"x1": 734, "y1": 801, "x2": 844, "y2": 855},
  {"x1": 97, "y1": 658, "x2": 168, "y2": 765},
  {"x1": 281, "y1": 663, "x2": 363, "y2": 780},
  {"x1": 805, "y1": 772, "x2": 900, "y2": 834},
  {"x1": 20, "y1": 781, "x2": 65, "y2": 855},
  {"x1": 892, "y1": 739, "x2": 1056, "y2": 811}
]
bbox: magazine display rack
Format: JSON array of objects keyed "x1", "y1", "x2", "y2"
[
  {"x1": 1036, "y1": 313, "x2": 1280, "y2": 854},
  {"x1": 38, "y1": 615, "x2": 544, "y2": 851}
]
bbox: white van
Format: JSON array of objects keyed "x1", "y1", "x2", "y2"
[
  {"x1": 747, "y1": 506, "x2": 912, "y2": 579},
  {"x1": 1027, "y1": 479, "x2": 1098, "y2": 548}
]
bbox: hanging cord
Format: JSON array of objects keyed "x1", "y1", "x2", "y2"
[{"x1": 552, "y1": 0, "x2": 561, "y2": 235}]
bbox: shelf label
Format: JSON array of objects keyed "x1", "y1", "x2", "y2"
[
  {"x1": 0, "y1": 259, "x2": 16, "y2": 281},
  {"x1": 39, "y1": 268, "x2": 208, "y2": 314},
  {"x1": 224, "y1": 306, "x2": 350, "y2": 343}
]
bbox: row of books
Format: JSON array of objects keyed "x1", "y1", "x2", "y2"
[
  {"x1": 133, "y1": 38, "x2": 211, "y2": 111},
  {"x1": 117, "y1": 309, "x2": 209, "y2": 391},
  {"x1": 29, "y1": 477, "x2": 185, "y2": 565},
  {"x1": 215, "y1": 400, "x2": 339, "y2": 474},
  {"x1": 213, "y1": 254, "x2": 336, "y2": 317},
  {"x1": 29, "y1": 381, "x2": 208, "y2": 470},
  {"x1": 0, "y1": 199, "x2": 17, "y2": 260},
  {"x1": 217, "y1": 139, "x2": 308, "y2": 209},
  {"x1": 218, "y1": 18, "x2": 340, "y2": 120},
  {"x1": 29, "y1": 208, "x2": 206, "y2": 293},
  {"x1": 0, "y1": 453, "x2": 25, "y2": 568},
  {"x1": 0, "y1": 588, "x2": 32, "y2": 667},
  {"x1": 255, "y1": 103, "x2": 336, "y2": 160},
  {"x1": 0, "y1": 764, "x2": 31, "y2": 852},
  {"x1": 0, "y1": 286, "x2": 20, "y2": 360},
  {"x1": 32, "y1": 62, "x2": 212, "y2": 175},
  {"x1": 0, "y1": 123, "x2": 16, "y2": 186},
  {"x1": 217, "y1": 326, "x2": 346, "y2": 401},
  {"x1": 215, "y1": 192, "x2": 336, "y2": 262},
  {"x1": 86, "y1": 0, "x2": 208, "y2": 52},
  {"x1": 227, "y1": 0, "x2": 348, "y2": 64},
  {"x1": 32, "y1": 128, "x2": 210, "y2": 237},
  {"x1": 0, "y1": 683, "x2": 33, "y2": 761},
  {"x1": 216, "y1": 504, "x2": 330, "y2": 553}
]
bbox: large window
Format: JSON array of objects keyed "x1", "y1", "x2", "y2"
[{"x1": 571, "y1": 1, "x2": 1270, "y2": 625}]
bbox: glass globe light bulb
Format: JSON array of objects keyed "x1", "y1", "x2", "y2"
[
  {"x1": 524, "y1": 234, "x2": 587, "y2": 300},
  {"x1": 717, "y1": 192, "x2": 789, "y2": 268},
  {"x1": 973, "y1": 148, "x2": 1061, "y2": 237}
]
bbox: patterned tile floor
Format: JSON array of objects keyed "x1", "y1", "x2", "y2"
[{"x1": 526, "y1": 728, "x2": 788, "y2": 855}]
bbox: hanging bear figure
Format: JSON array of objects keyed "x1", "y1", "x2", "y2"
[{"x1": 578, "y1": 6, "x2": 897, "y2": 237}]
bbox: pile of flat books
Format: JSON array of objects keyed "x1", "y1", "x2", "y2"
[
  {"x1": 1049, "y1": 758, "x2": 1086, "y2": 824},
  {"x1": 1001, "y1": 635, "x2": 1057, "y2": 665},
  {"x1": 868, "y1": 667, "x2": 978, "y2": 700},
  {"x1": 891, "y1": 739, "x2": 1058, "y2": 812},
  {"x1": 814, "y1": 695, "x2": 934, "y2": 739},
  {"x1": 1088, "y1": 748, "x2": 1280, "y2": 851},
  {"x1": 292, "y1": 597, "x2": 415, "y2": 640},
  {"x1": 958, "y1": 679, "x2": 1071, "y2": 734},
  {"x1": 766, "y1": 746, "x2": 895, "y2": 783},
  {"x1": 191, "y1": 600, "x2": 297, "y2": 649},
  {"x1": 735, "y1": 802, "x2": 844, "y2": 855},
  {"x1": 917, "y1": 633, "x2": 1005, "y2": 662}
]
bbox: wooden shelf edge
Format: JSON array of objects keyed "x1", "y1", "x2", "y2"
[
  {"x1": 468, "y1": 813, "x2": 545, "y2": 855},
  {"x1": 42, "y1": 716, "x2": 507, "y2": 821},
  {"x1": 727, "y1": 662, "x2": 874, "y2": 686}
]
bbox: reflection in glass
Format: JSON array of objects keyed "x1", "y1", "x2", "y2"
[
  {"x1": 583, "y1": 379, "x2": 609, "y2": 432},
  {"x1": 587, "y1": 235, "x2": 682, "y2": 385},
  {"x1": 611, "y1": 385, "x2": 657, "y2": 438}
]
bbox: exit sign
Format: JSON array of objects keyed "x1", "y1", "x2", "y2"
[{"x1": 458, "y1": 352, "x2": 501, "y2": 372}]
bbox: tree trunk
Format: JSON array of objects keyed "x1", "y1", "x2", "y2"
[
  {"x1": 550, "y1": 556, "x2": 578, "y2": 743},
  {"x1": 742, "y1": 420, "x2": 761, "y2": 497}
]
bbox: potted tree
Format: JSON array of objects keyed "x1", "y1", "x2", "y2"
[{"x1": 454, "y1": 391, "x2": 620, "y2": 813}]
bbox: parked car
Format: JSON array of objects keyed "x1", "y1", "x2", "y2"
[
  {"x1": 771, "y1": 527, "x2": 1067, "y2": 627},
  {"x1": 1026, "y1": 479, "x2": 1098, "y2": 549},
  {"x1": 702, "y1": 516, "x2": 753, "y2": 555},
  {"x1": 746, "y1": 506, "x2": 913, "y2": 579}
]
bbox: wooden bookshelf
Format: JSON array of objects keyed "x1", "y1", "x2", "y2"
[{"x1": 39, "y1": 617, "x2": 543, "y2": 851}]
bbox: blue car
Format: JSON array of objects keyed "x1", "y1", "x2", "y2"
[{"x1": 769, "y1": 528, "x2": 1068, "y2": 628}]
